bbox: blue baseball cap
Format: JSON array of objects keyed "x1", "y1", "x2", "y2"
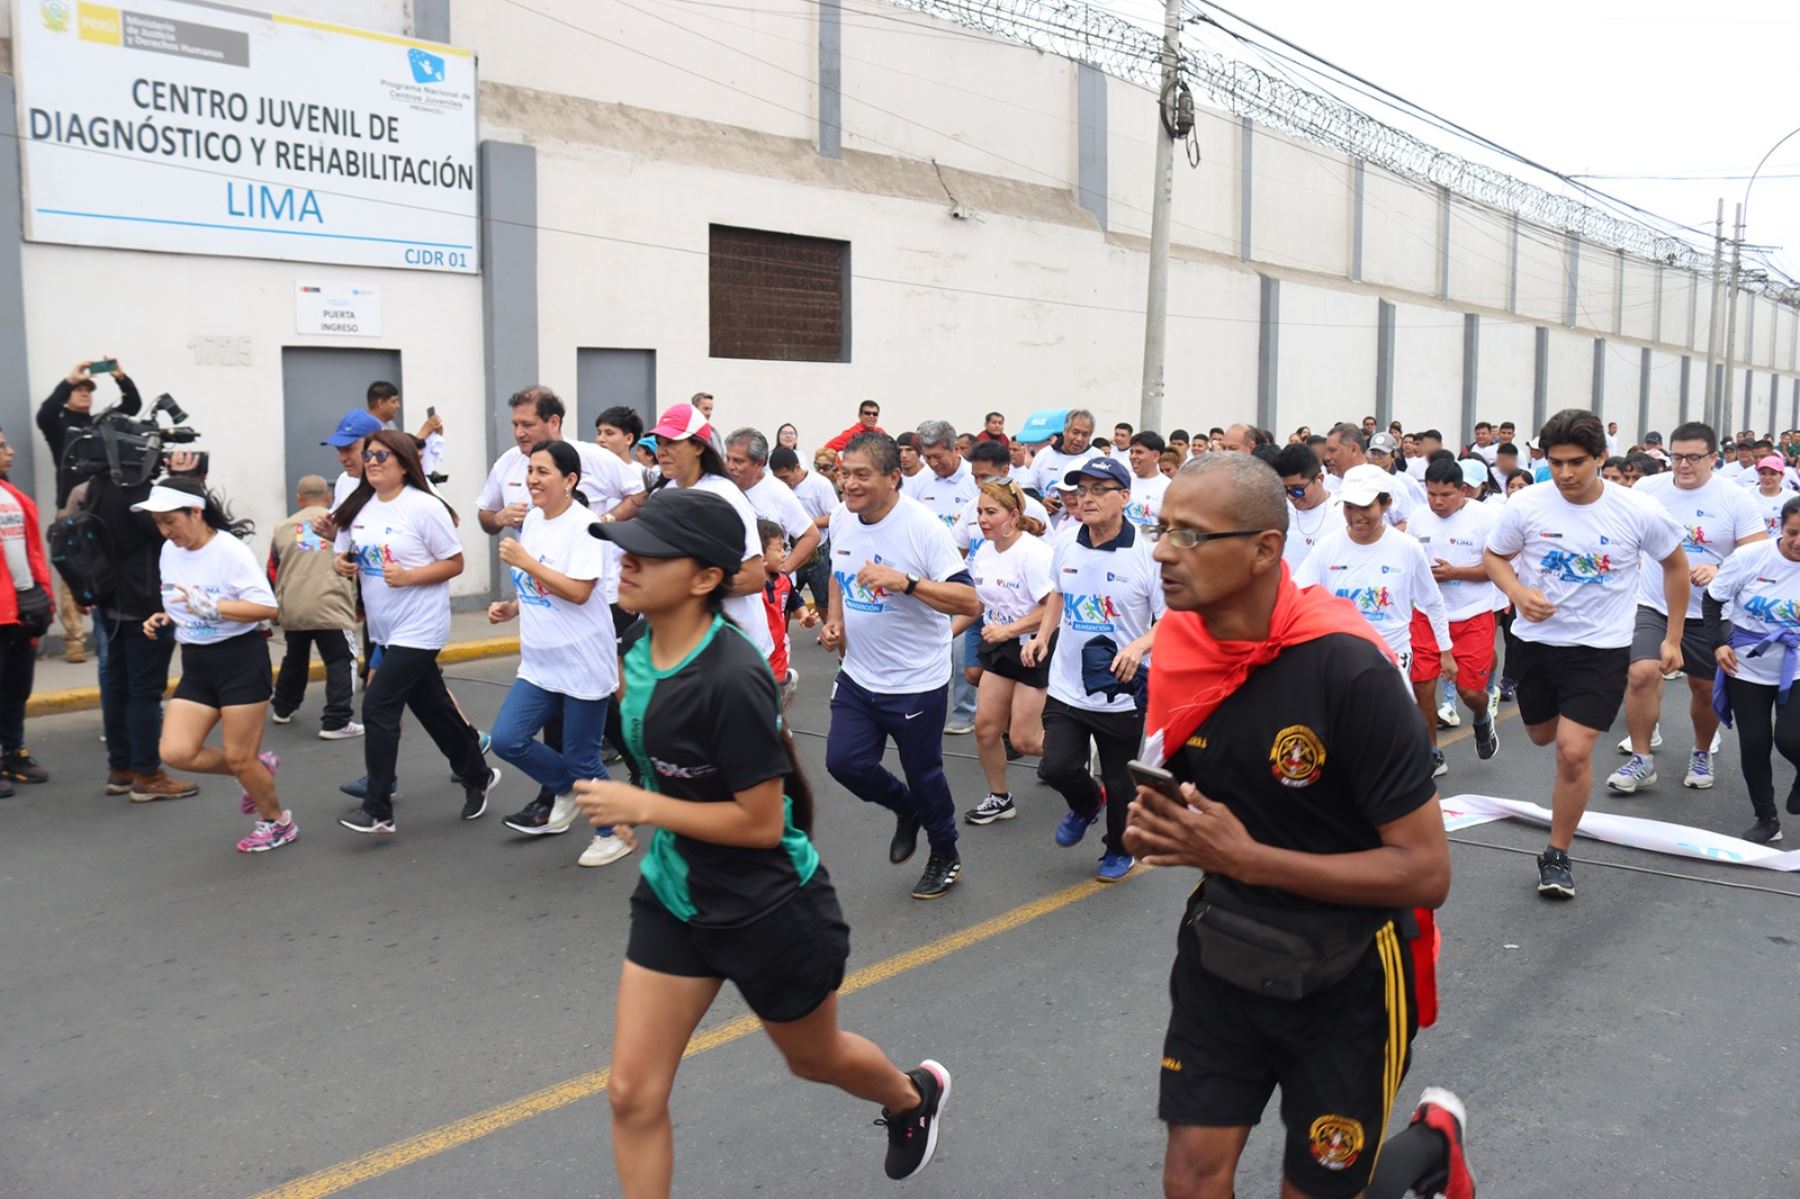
[
  {"x1": 1062, "y1": 457, "x2": 1131, "y2": 490},
  {"x1": 1014, "y1": 407, "x2": 1069, "y2": 444},
  {"x1": 322, "y1": 408, "x2": 383, "y2": 447}
]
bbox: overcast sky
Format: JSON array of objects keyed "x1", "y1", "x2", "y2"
[{"x1": 1099, "y1": 0, "x2": 1800, "y2": 285}]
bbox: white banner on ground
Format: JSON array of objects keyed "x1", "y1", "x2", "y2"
[{"x1": 1440, "y1": 794, "x2": 1800, "y2": 872}]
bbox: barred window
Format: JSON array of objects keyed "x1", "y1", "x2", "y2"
[{"x1": 709, "y1": 225, "x2": 850, "y2": 363}]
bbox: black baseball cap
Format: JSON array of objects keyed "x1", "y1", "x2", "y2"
[{"x1": 588, "y1": 487, "x2": 744, "y2": 573}]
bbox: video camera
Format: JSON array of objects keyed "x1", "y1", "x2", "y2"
[{"x1": 60, "y1": 393, "x2": 206, "y2": 488}]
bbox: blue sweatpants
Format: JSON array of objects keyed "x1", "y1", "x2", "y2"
[{"x1": 825, "y1": 670, "x2": 959, "y2": 855}]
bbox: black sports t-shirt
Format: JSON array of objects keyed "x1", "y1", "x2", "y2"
[
  {"x1": 1168, "y1": 632, "x2": 1436, "y2": 916},
  {"x1": 620, "y1": 616, "x2": 820, "y2": 928}
]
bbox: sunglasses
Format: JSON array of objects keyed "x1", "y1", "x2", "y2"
[
  {"x1": 1285, "y1": 484, "x2": 1310, "y2": 500},
  {"x1": 361, "y1": 449, "x2": 393, "y2": 464}
]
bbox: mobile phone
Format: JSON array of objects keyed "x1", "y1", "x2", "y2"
[
  {"x1": 1127, "y1": 759, "x2": 1184, "y2": 803},
  {"x1": 426, "y1": 405, "x2": 436, "y2": 417},
  {"x1": 88, "y1": 358, "x2": 117, "y2": 375}
]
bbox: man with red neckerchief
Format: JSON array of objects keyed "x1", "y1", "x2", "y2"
[{"x1": 1124, "y1": 454, "x2": 1459, "y2": 1199}]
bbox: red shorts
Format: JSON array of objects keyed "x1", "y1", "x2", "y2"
[{"x1": 1408, "y1": 609, "x2": 1496, "y2": 691}]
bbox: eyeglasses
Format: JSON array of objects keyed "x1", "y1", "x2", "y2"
[
  {"x1": 361, "y1": 449, "x2": 393, "y2": 464},
  {"x1": 1668, "y1": 452, "x2": 1710, "y2": 466},
  {"x1": 1144, "y1": 526, "x2": 1265, "y2": 548},
  {"x1": 1068, "y1": 484, "x2": 1124, "y2": 498},
  {"x1": 1284, "y1": 484, "x2": 1310, "y2": 499}
]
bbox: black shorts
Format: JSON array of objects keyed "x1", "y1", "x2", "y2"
[
  {"x1": 1509, "y1": 638, "x2": 1629, "y2": 732},
  {"x1": 1160, "y1": 908, "x2": 1417, "y2": 1198},
  {"x1": 1628, "y1": 605, "x2": 1714, "y2": 677},
  {"x1": 626, "y1": 870, "x2": 850, "y2": 1024},
  {"x1": 173, "y1": 632, "x2": 273, "y2": 709},
  {"x1": 976, "y1": 630, "x2": 1052, "y2": 688}
]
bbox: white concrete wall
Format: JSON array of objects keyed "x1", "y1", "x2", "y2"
[
  {"x1": 1446, "y1": 199, "x2": 1509, "y2": 313},
  {"x1": 1646, "y1": 349, "x2": 1685, "y2": 434},
  {"x1": 1272, "y1": 282, "x2": 1377, "y2": 436},
  {"x1": 1598, "y1": 342, "x2": 1640, "y2": 446},
  {"x1": 1250, "y1": 127, "x2": 1350, "y2": 278},
  {"x1": 1544, "y1": 327, "x2": 1595, "y2": 413},
  {"x1": 1360, "y1": 166, "x2": 1438, "y2": 297},
  {"x1": 1391, "y1": 301, "x2": 1464, "y2": 445},
  {"x1": 1475, "y1": 319, "x2": 1537, "y2": 431}
]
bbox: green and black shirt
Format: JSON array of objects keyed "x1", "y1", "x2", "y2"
[{"x1": 621, "y1": 615, "x2": 820, "y2": 928}]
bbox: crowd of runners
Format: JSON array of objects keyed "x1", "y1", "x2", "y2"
[{"x1": 25, "y1": 368, "x2": 1800, "y2": 1196}]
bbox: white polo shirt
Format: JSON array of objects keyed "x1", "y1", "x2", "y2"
[{"x1": 1045, "y1": 521, "x2": 1164, "y2": 714}]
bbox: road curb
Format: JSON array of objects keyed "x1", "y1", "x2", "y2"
[{"x1": 25, "y1": 636, "x2": 521, "y2": 719}]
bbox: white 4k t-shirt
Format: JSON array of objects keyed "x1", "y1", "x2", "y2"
[
  {"x1": 741, "y1": 472, "x2": 813, "y2": 542},
  {"x1": 1046, "y1": 522, "x2": 1165, "y2": 714},
  {"x1": 1029, "y1": 445, "x2": 1104, "y2": 495},
  {"x1": 158, "y1": 532, "x2": 275, "y2": 645},
  {"x1": 1283, "y1": 496, "x2": 1346, "y2": 574},
  {"x1": 1406, "y1": 500, "x2": 1500, "y2": 622},
  {"x1": 790, "y1": 469, "x2": 840, "y2": 523},
  {"x1": 1485, "y1": 479, "x2": 1685, "y2": 649},
  {"x1": 829, "y1": 493, "x2": 968, "y2": 694},
  {"x1": 683, "y1": 474, "x2": 775, "y2": 657},
  {"x1": 1295, "y1": 527, "x2": 1449, "y2": 668},
  {"x1": 512, "y1": 505, "x2": 618, "y2": 701},
  {"x1": 970, "y1": 534, "x2": 1055, "y2": 641},
  {"x1": 1707, "y1": 540, "x2": 1800, "y2": 688},
  {"x1": 335, "y1": 487, "x2": 464, "y2": 650},
  {"x1": 905, "y1": 462, "x2": 980, "y2": 533},
  {"x1": 1125, "y1": 472, "x2": 1170, "y2": 529},
  {"x1": 954, "y1": 486, "x2": 1050, "y2": 555},
  {"x1": 1631, "y1": 473, "x2": 1765, "y2": 618},
  {"x1": 1750, "y1": 487, "x2": 1793, "y2": 538}
]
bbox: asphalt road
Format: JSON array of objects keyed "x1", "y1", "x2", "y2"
[{"x1": 4, "y1": 639, "x2": 1798, "y2": 1198}]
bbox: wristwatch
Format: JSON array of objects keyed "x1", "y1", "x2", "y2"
[{"x1": 904, "y1": 573, "x2": 921, "y2": 595}]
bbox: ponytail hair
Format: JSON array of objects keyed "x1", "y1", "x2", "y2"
[
  {"x1": 157, "y1": 477, "x2": 255, "y2": 540},
  {"x1": 978, "y1": 479, "x2": 1044, "y2": 537},
  {"x1": 529, "y1": 439, "x2": 590, "y2": 507}
]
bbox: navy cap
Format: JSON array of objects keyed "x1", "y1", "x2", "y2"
[
  {"x1": 1062, "y1": 457, "x2": 1131, "y2": 489},
  {"x1": 323, "y1": 408, "x2": 383, "y2": 447}
]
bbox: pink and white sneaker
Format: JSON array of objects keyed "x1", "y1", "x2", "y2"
[
  {"x1": 237, "y1": 813, "x2": 299, "y2": 853},
  {"x1": 239, "y1": 751, "x2": 281, "y2": 814}
]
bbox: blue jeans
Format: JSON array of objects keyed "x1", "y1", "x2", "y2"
[
  {"x1": 491, "y1": 679, "x2": 612, "y2": 826},
  {"x1": 825, "y1": 670, "x2": 957, "y2": 855},
  {"x1": 96, "y1": 617, "x2": 176, "y2": 774},
  {"x1": 950, "y1": 626, "x2": 980, "y2": 725}
]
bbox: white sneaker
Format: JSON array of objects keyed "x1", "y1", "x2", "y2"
[
  {"x1": 271, "y1": 711, "x2": 293, "y2": 725},
  {"x1": 945, "y1": 720, "x2": 975, "y2": 735},
  {"x1": 547, "y1": 793, "x2": 581, "y2": 834},
  {"x1": 1618, "y1": 724, "x2": 1662, "y2": 754},
  {"x1": 579, "y1": 832, "x2": 633, "y2": 868},
  {"x1": 1437, "y1": 702, "x2": 1461, "y2": 729},
  {"x1": 1606, "y1": 753, "x2": 1658, "y2": 794},
  {"x1": 780, "y1": 668, "x2": 799, "y2": 709},
  {"x1": 318, "y1": 721, "x2": 365, "y2": 740},
  {"x1": 1710, "y1": 727, "x2": 1723, "y2": 754}
]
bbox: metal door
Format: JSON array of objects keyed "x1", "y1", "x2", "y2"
[
  {"x1": 281, "y1": 346, "x2": 403, "y2": 496},
  {"x1": 576, "y1": 348, "x2": 656, "y2": 439}
]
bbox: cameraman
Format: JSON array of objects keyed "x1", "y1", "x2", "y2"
[{"x1": 37, "y1": 358, "x2": 141, "y2": 662}]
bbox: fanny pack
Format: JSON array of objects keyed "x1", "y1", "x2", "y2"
[
  {"x1": 1186, "y1": 882, "x2": 1391, "y2": 1001},
  {"x1": 13, "y1": 586, "x2": 53, "y2": 639}
]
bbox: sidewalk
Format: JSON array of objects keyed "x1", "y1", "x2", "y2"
[{"x1": 25, "y1": 610, "x2": 518, "y2": 718}]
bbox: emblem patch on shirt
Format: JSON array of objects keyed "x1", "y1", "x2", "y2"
[
  {"x1": 1308, "y1": 1114, "x2": 1364, "y2": 1171},
  {"x1": 1269, "y1": 724, "x2": 1325, "y2": 788}
]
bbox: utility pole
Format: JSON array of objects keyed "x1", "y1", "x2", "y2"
[
  {"x1": 1720, "y1": 202, "x2": 1743, "y2": 436},
  {"x1": 1138, "y1": 0, "x2": 1182, "y2": 434},
  {"x1": 1701, "y1": 198, "x2": 1722, "y2": 422}
]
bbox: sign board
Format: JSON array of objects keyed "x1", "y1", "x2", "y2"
[
  {"x1": 15, "y1": 0, "x2": 479, "y2": 273},
  {"x1": 296, "y1": 279, "x2": 381, "y2": 335}
]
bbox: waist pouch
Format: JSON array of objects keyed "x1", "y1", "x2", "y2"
[{"x1": 1187, "y1": 887, "x2": 1388, "y2": 1001}]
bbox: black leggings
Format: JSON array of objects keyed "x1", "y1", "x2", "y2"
[
  {"x1": 1724, "y1": 675, "x2": 1800, "y2": 821},
  {"x1": 362, "y1": 644, "x2": 488, "y2": 817}
]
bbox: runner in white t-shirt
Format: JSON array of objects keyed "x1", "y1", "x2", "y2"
[
  {"x1": 1124, "y1": 432, "x2": 1172, "y2": 528},
  {"x1": 1274, "y1": 442, "x2": 1346, "y2": 574},
  {"x1": 477, "y1": 388, "x2": 645, "y2": 539},
  {"x1": 1610, "y1": 423, "x2": 1767, "y2": 796},
  {"x1": 1704, "y1": 513, "x2": 1800, "y2": 844},
  {"x1": 770, "y1": 447, "x2": 840, "y2": 612},
  {"x1": 723, "y1": 428, "x2": 822, "y2": 572},
  {"x1": 1747, "y1": 453, "x2": 1795, "y2": 537},
  {"x1": 1366, "y1": 433, "x2": 1424, "y2": 529},
  {"x1": 820, "y1": 431, "x2": 980, "y2": 901},
  {"x1": 1485, "y1": 409, "x2": 1688, "y2": 900},
  {"x1": 1027, "y1": 409, "x2": 1104, "y2": 495}
]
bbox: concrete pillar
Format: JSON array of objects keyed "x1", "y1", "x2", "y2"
[
  {"x1": 1075, "y1": 63, "x2": 1107, "y2": 231},
  {"x1": 1637, "y1": 347, "x2": 1651, "y2": 444},
  {"x1": 1532, "y1": 326, "x2": 1550, "y2": 433},
  {"x1": 1350, "y1": 159, "x2": 1364, "y2": 283},
  {"x1": 413, "y1": 0, "x2": 450, "y2": 41},
  {"x1": 1256, "y1": 275, "x2": 1279, "y2": 430},
  {"x1": 0, "y1": 76, "x2": 31, "y2": 499},
  {"x1": 1374, "y1": 300, "x2": 1396, "y2": 428},
  {"x1": 1679, "y1": 355, "x2": 1691, "y2": 424},
  {"x1": 1591, "y1": 338, "x2": 1606, "y2": 413},
  {"x1": 1238, "y1": 116, "x2": 1253, "y2": 263},
  {"x1": 1564, "y1": 234, "x2": 1579, "y2": 328},
  {"x1": 1436, "y1": 186, "x2": 1451, "y2": 302},
  {"x1": 818, "y1": 0, "x2": 842, "y2": 158},
  {"x1": 1459, "y1": 314, "x2": 1479, "y2": 450},
  {"x1": 480, "y1": 140, "x2": 537, "y2": 600},
  {"x1": 1507, "y1": 213, "x2": 1520, "y2": 315}
]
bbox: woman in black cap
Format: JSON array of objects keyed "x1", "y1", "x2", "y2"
[{"x1": 577, "y1": 487, "x2": 949, "y2": 1196}]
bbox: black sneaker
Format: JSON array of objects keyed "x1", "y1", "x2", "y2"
[
  {"x1": 910, "y1": 852, "x2": 961, "y2": 900},
  {"x1": 462, "y1": 767, "x2": 501, "y2": 820},
  {"x1": 1002, "y1": 733, "x2": 1023, "y2": 762},
  {"x1": 1498, "y1": 678, "x2": 1516, "y2": 702},
  {"x1": 1473, "y1": 718, "x2": 1499, "y2": 760},
  {"x1": 1536, "y1": 846, "x2": 1574, "y2": 899},
  {"x1": 889, "y1": 812, "x2": 922, "y2": 865},
  {"x1": 1743, "y1": 817, "x2": 1783, "y2": 844},
  {"x1": 2, "y1": 748, "x2": 50, "y2": 784},
  {"x1": 339, "y1": 807, "x2": 396, "y2": 835},
  {"x1": 876, "y1": 1060, "x2": 951, "y2": 1180},
  {"x1": 502, "y1": 793, "x2": 557, "y2": 835}
]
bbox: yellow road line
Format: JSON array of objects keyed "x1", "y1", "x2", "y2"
[{"x1": 249, "y1": 875, "x2": 1126, "y2": 1199}]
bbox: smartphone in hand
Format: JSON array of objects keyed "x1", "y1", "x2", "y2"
[{"x1": 1127, "y1": 759, "x2": 1184, "y2": 803}]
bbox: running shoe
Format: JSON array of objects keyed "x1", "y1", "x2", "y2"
[
  {"x1": 578, "y1": 832, "x2": 633, "y2": 867},
  {"x1": 237, "y1": 814, "x2": 299, "y2": 853},
  {"x1": 1536, "y1": 846, "x2": 1574, "y2": 899},
  {"x1": 877, "y1": 1060, "x2": 951, "y2": 1181},
  {"x1": 1618, "y1": 725, "x2": 1662, "y2": 753},
  {"x1": 2, "y1": 748, "x2": 49, "y2": 784},
  {"x1": 1498, "y1": 677, "x2": 1515, "y2": 702},
  {"x1": 1605, "y1": 754, "x2": 1657, "y2": 793},
  {"x1": 318, "y1": 721, "x2": 365, "y2": 740},
  {"x1": 462, "y1": 766, "x2": 501, "y2": 820},
  {"x1": 1661, "y1": 668, "x2": 1682, "y2": 681},
  {"x1": 1055, "y1": 806, "x2": 1101, "y2": 848},
  {"x1": 1430, "y1": 748, "x2": 1448, "y2": 779},
  {"x1": 338, "y1": 776, "x2": 400, "y2": 801},
  {"x1": 502, "y1": 792, "x2": 580, "y2": 836},
  {"x1": 270, "y1": 710, "x2": 293, "y2": 725},
  {"x1": 338, "y1": 808, "x2": 396, "y2": 835},
  {"x1": 1369, "y1": 1087, "x2": 1476, "y2": 1199},
  {"x1": 1095, "y1": 850, "x2": 1134, "y2": 882},
  {"x1": 910, "y1": 852, "x2": 962, "y2": 900},
  {"x1": 1743, "y1": 817, "x2": 1782, "y2": 844},
  {"x1": 1682, "y1": 750, "x2": 1714, "y2": 790},
  {"x1": 965, "y1": 793, "x2": 1016, "y2": 825},
  {"x1": 1436, "y1": 702, "x2": 1460, "y2": 729},
  {"x1": 1473, "y1": 718, "x2": 1499, "y2": 761},
  {"x1": 780, "y1": 668, "x2": 800, "y2": 709},
  {"x1": 602, "y1": 745, "x2": 625, "y2": 766},
  {"x1": 889, "y1": 812, "x2": 923, "y2": 864},
  {"x1": 239, "y1": 751, "x2": 280, "y2": 814},
  {"x1": 448, "y1": 732, "x2": 495, "y2": 784},
  {"x1": 1710, "y1": 727, "x2": 1723, "y2": 754},
  {"x1": 944, "y1": 720, "x2": 974, "y2": 735}
]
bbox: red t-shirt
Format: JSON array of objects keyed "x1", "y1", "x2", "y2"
[{"x1": 763, "y1": 573, "x2": 797, "y2": 678}]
